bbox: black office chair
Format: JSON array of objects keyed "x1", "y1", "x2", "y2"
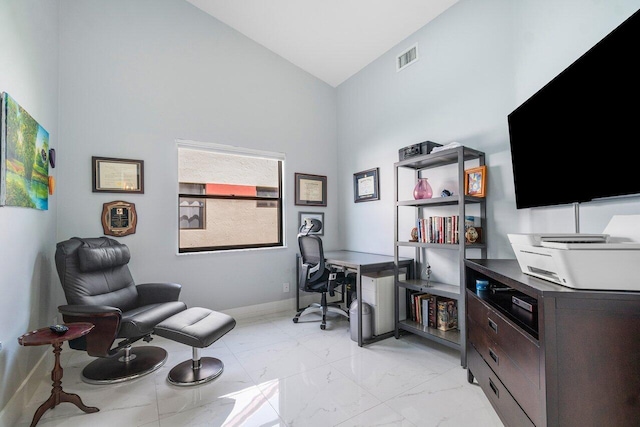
[
  {"x1": 293, "y1": 218, "x2": 351, "y2": 329},
  {"x1": 54, "y1": 237, "x2": 187, "y2": 384}
]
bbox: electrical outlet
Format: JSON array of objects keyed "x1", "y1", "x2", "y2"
[{"x1": 283, "y1": 282, "x2": 290, "y2": 292}]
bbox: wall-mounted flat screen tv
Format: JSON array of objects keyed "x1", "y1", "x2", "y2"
[{"x1": 507, "y1": 9, "x2": 640, "y2": 209}]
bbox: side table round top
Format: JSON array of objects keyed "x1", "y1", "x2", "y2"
[{"x1": 18, "y1": 322, "x2": 94, "y2": 347}]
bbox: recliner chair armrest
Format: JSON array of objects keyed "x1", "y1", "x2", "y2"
[
  {"x1": 57, "y1": 304, "x2": 122, "y2": 357},
  {"x1": 136, "y1": 282, "x2": 182, "y2": 306},
  {"x1": 58, "y1": 304, "x2": 121, "y2": 316}
]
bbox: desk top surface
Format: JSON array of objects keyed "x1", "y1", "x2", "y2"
[{"x1": 324, "y1": 250, "x2": 412, "y2": 269}]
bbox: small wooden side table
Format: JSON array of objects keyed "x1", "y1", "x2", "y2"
[{"x1": 18, "y1": 322, "x2": 99, "y2": 426}]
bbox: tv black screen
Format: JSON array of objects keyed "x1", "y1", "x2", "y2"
[{"x1": 507, "y1": 9, "x2": 640, "y2": 209}]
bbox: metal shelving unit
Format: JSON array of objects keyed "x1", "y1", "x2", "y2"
[{"x1": 393, "y1": 146, "x2": 486, "y2": 366}]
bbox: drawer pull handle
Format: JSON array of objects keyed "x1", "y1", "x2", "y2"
[
  {"x1": 489, "y1": 379, "x2": 499, "y2": 397},
  {"x1": 489, "y1": 348, "x2": 499, "y2": 365},
  {"x1": 488, "y1": 318, "x2": 498, "y2": 333}
]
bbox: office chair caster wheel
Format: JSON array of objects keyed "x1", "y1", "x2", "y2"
[
  {"x1": 321, "y1": 324, "x2": 326, "y2": 330},
  {"x1": 293, "y1": 318, "x2": 298, "y2": 323}
]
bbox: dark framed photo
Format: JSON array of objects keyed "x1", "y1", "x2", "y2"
[
  {"x1": 298, "y1": 211, "x2": 324, "y2": 235},
  {"x1": 295, "y1": 173, "x2": 327, "y2": 206},
  {"x1": 464, "y1": 165, "x2": 486, "y2": 198},
  {"x1": 353, "y1": 168, "x2": 379, "y2": 202},
  {"x1": 92, "y1": 156, "x2": 144, "y2": 193}
]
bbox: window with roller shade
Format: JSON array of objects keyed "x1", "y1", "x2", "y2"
[{"x1": 177, "y1": 140, "x2": 283, "y2": 253}]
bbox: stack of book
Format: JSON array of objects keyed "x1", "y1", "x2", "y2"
[
  {"x1": 407, "y1": 291, "x2": 458, "y2": 331},
  {"x1": 415, "y1": 215, "x2": 459, "y2": 244}
]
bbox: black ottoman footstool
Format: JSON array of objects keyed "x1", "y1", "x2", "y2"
[{"x1": 154, "y1": 307, "x2": 236, "y2": 386}]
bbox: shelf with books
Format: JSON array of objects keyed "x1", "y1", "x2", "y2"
[
  {"x1": 403, "y1": 290, "x2": 459, "y2": 330},
  {"x1": 393, "y1": 145, "x2": 487, "y2": 367},
  {"x1": 396, "y1": 241, "x2": 487, "y2": 249},
  {"x1": 414, "y1": 215, "x2": 460, "y2": 244}
]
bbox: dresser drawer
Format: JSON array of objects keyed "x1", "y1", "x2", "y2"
[
  {"x1": 468, "y1": 318, "x2": 542, "y2": 426},
  {"x1": 467, "y1": 292, "x2": 540, "y2": 387},
  {"x1": 468, "y1": 346, "x2": 535, "y2": 427}
]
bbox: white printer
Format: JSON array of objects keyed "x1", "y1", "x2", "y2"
[{"x1": 508, "y1": 215, "x2": 640, "y2": 291}]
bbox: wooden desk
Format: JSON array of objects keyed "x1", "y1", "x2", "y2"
[
  {"x1": 18, "y1": 323, "x2": 99, "y2": 426},
  {"x1": 297, "y1": 250, "x2": 413, "y2": 347}
]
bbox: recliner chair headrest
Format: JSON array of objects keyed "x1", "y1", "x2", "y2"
[{"x1": 78, "y1": 244, "x2": 131, "y2": 272}]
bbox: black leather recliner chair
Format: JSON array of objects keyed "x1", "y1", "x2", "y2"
[{"x1": 55, "y1": 237, "x2": 187, "y2": 384}]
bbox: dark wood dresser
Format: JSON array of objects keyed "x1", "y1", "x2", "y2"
[{"x1": 465, "y1": 259, "x2": 640, "y2": 427}]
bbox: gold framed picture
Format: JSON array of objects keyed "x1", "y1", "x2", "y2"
[
  {"x1": 464, "y1": 165, "x2": 487, "y2": 198},
  {"x1": 101, "y1": 200, "x2": 137, "y2": 236}
]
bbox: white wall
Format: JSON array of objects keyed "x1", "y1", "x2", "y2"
[
  {"x1": 0, "y1": 0, "x2": 61, "y2": 415},
  {"x1": 56, "y1": 0, "x2": 338, "y2": 312},
  {"x1": 336, "y1": 0, "x2": 640, "y2": 260},
  {"x1": 510, "y1": 0, "x2": 640, "y2": 235}
]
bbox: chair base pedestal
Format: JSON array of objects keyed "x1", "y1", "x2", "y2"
[
  {"x1": 81, "y1": 346, "x2": 167, "y2": 384},
  {"x1": 168, "y1": 356, "x2": 224, "y2": 386},
  {"x1": 293, "y1": 301, "x2": 349, "y2": 330}
]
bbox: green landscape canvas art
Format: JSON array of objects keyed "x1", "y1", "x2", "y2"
[{"x1": 1, "y1": 92, "x2": 49, "y2": 210}]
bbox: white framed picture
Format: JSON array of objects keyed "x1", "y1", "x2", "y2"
[{"x1": 298, "y1": 212, "x2": 324, "y2": 235}]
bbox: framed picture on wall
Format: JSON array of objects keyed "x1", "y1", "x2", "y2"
[
  {"x1": 295, "y1": 173, "x2": 327, "y2": 206},
  {"x1": 298, "y1": 211, "x2": 324, "y2": 235},
  {"x1": 1, "y1": 92, "x2": 50, "y2": 210},
  {"x1": 92, "y1": 156, "x2": 144, "y2": 193},
  {"x1": 353, "y1": 168, "x2": 379, "y2": 202}
]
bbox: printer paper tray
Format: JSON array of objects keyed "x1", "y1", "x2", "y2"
[
  {"x1": 511, "y1": 244, "x2": 640, "y2": 291},
  {"x1": 540, "y1": 242, "x2": 640, "y2": 250}
]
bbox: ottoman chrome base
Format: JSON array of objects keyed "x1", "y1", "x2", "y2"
[{"x1": 168, "y1": 348, "x2": 224, "y2": 386}]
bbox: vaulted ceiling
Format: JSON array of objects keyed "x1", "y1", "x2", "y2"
[{"x1": 186, "y1": 0, "x2": 458, "y2": 87}]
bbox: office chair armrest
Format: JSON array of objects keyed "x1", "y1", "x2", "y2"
[
  {"x1": 58, "y1": 304, "x2": 122, "y2": 357},
  {"x1": 327, "y1": 269, "x2": 346, "y2": 297},
  {"x1": 308, "y1": 265, "x2": 325, "y2": 283},
  {"x1": 299, "y1": 264, "x2": 310, "y2": 290},
  {"x1": 137, "y1": 282, "x2": 182, "y2": 305}
]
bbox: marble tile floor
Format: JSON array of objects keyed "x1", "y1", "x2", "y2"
[{"x1": 16, "y1": 311, "x2": 504, "y2": 427}]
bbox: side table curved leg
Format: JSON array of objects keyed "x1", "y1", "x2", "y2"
[
  {"x1": 29, "y1": 342, "x2": 99, "y2": 427},
  {"x1": 58, "y1": 390, "x2": 100, "y2": 413},
  {"x1": 29, "y1": 391, "x2": 99, "y2": 427}
]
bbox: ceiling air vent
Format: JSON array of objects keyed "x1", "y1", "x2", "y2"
[{"x1": 397, "y1": 43, "x2": 419, "y2": 72}]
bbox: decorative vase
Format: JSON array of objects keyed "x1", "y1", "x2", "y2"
[{"x1": 413, "y1": 178, "x2": 433, "y2": 199}]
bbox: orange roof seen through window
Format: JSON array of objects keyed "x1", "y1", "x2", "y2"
[{"x1": 205, "y1": 183, "x2": 257, "y2": 196}]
